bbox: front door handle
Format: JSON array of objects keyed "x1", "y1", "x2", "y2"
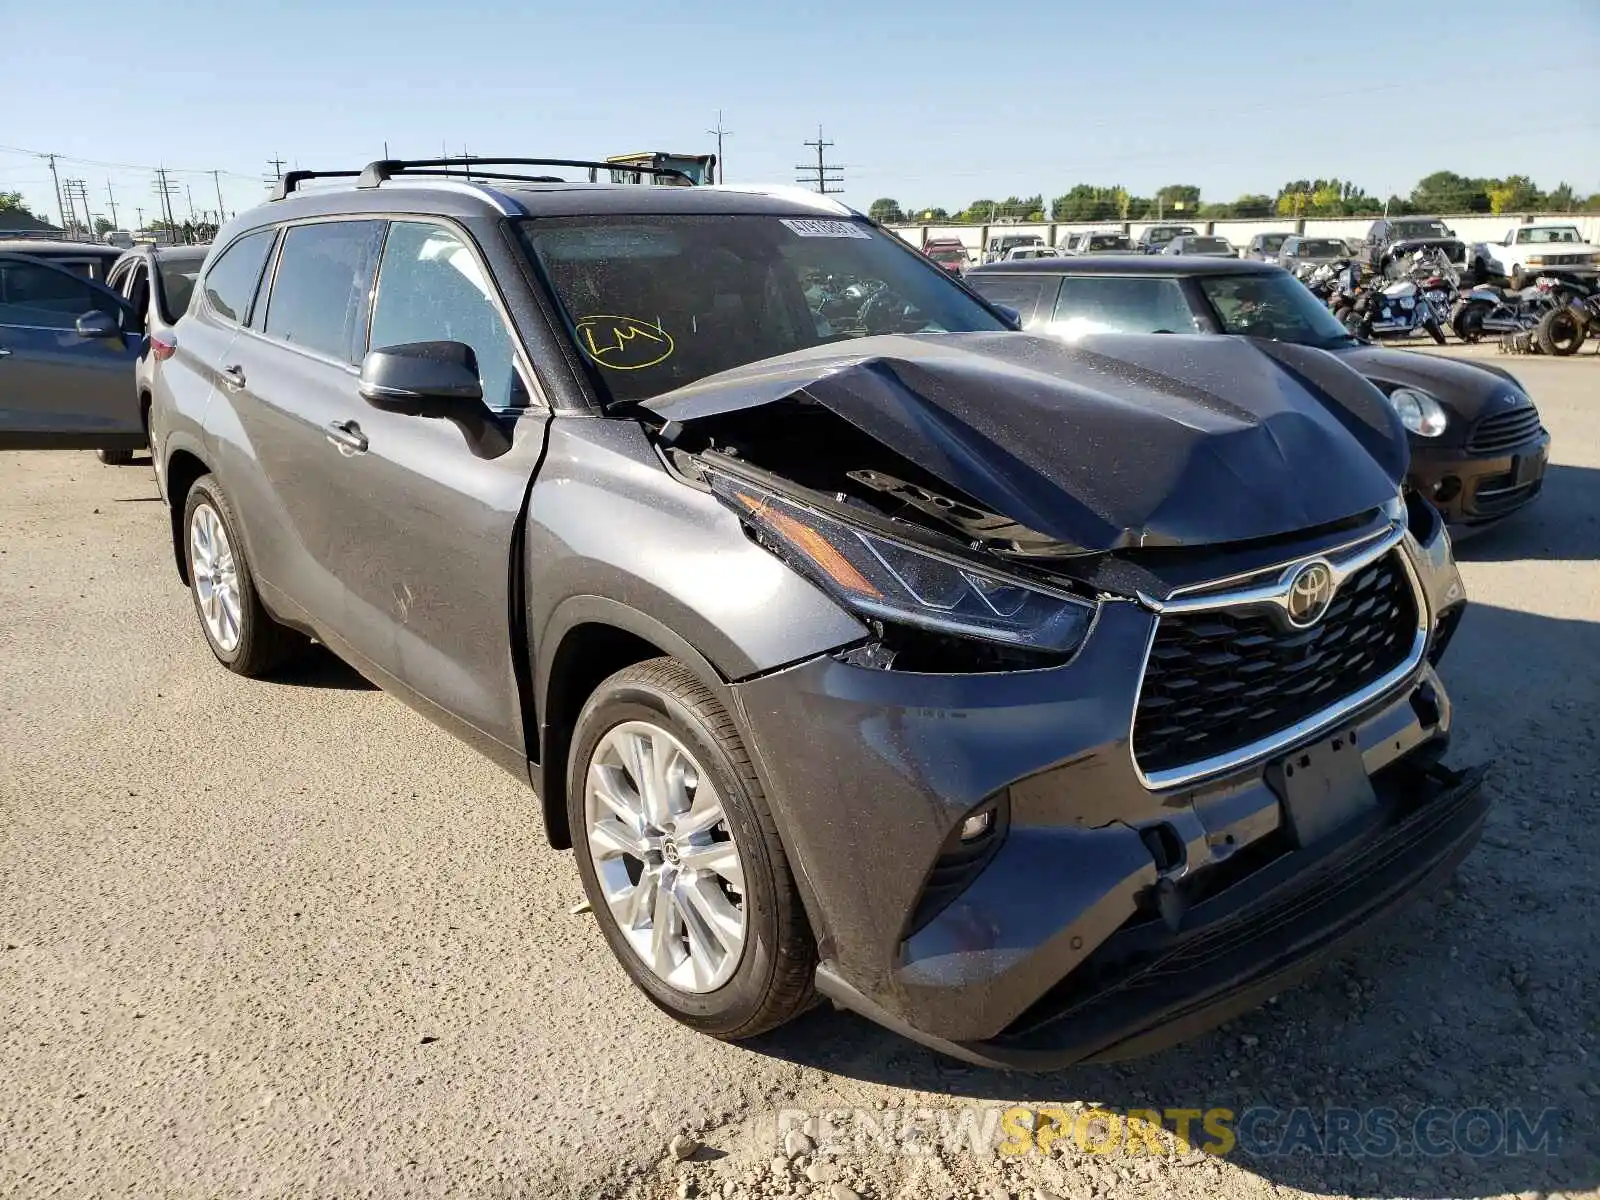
[
  {"x1": 0, "y1": 347, "x2": 11, "y2": 359},
  {"x1": 325, "y1": 419, "x2": 368, "y2": 455},
  {"x1": 220, "y1": 364, "x2": 246, "y2": 390}
]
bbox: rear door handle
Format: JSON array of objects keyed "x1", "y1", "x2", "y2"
[
  {"x1": 325, "y1": 419, "x2": 368, "y2": 455},
  {"x1": 220, "y1": 364, "x2": 246, "y2": 390},
  {"x1": 0, "y1": 347, "x2": 11, "y2": 359}
]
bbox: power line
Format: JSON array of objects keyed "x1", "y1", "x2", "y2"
[{"x1": 796, "y1": 125, "x2": 843, "y2": 195}]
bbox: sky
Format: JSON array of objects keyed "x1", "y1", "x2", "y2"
[{"x1": 3, "y1": 0, "x2": 1597, "y2": 228}]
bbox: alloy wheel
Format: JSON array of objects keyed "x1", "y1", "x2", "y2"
[
  {"x1": 189, "y1": 502, "x2": 242, "y2": 652},
  {"x1": 583, "y1": 720, "x2": 747, "y2": 993}
]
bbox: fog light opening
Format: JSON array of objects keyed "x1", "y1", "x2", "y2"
[
  {"x1": 1432, "y1": 476, "x2": 1461, "y2": 504},
  {"x1": 958, "y1": 810, "x2": 994, "y2": 842}
]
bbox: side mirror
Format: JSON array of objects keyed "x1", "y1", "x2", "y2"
[
  {"x1": 75, "y1": 310, "x2": 122, "y2": 339},
  {"x1": 359, "y1": 341, "x2": 484, "y2": 418},
  {"x1": 992, "y1": 304, "x2": 1023, "y2": 330}
]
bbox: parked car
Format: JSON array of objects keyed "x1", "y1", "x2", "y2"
[
  {"x1": 1242, "y1": 232, "x2": 1292, "y2": 262},
  {"x1": 983, "y1": 232, "x2": 1044, "y2": 263},
  {"x1": 1062, "y1": 231, "x2": 1135, "y2": 255},
  {"x1": 1134, "y1": 224, "x2": 1196, "y2": 254},
  {"x1": 0, "y1": 238, "x2": 123, "y2": 284},
  {"x1": 1358, "y1": 217, "x2": 1466, "y2": 274},
  {"x1": 1469, "y1": 223, "x2": 1599, "y2": 290},
  {"x1": 96, "y1": 243, "x2": 210, "y2": 462},
  {"x1": 0, "y1": 247, "x2": 145, "y2": 454},
  {"x1": 924, "y1": 243, "x2": 970, "y2": 275},
  {"x1": 7, "y1": 158, "x2": 1482, "y2": 1070},
  {"x1": 966, "y1": 256, "x2": 1549, "y2": 532},
  {"x1": 1162, "y1": 234, "x2": 1236, "y2": 258},
  {"x1": 1278, "y1": 236, "x2": 1354, "y2": 277}
]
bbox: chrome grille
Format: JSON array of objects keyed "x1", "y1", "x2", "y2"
[
  {"x1": 1467, "y1": 405, "x2": 1543, "y2": 455},
  {"x1": 1133, "y1": 552, "x2": 1419, "y2": 782}
]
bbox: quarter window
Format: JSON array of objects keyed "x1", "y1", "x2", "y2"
[
  {"x1": 367, "y1": 222, "x2": 521, "y2": 407},
  {"x1": 262, "y1": 221, "x2": 385, "y2": 363},
  {"x1": 201, "y1": 229, "x2": 276, "y2": 325}
]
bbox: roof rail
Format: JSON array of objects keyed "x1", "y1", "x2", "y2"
[
  {"x1": 271, "y1": 169, "x2": 362, "y2": 201},
  {"x1": 356, "y1": 157, "x2": 696, "y2": 188}
]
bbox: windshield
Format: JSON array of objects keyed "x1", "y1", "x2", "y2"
[
  {"x1": 1393, "y1": 220, "x2": 1450, "y2": 240},
  {"x1": 1259, "y1": 234, "x2": 1288, "y2": 250},
  {"x1": 1297, "y1": 239, "x2": 1348, "y2": 257},
  {"x1": 1521, "y1": 226, "x2": 1582, "y2": 244},
  {"x1": 928, "y1": 248, "x2": 966, "y2": 261},
  {"x1": 517, "y1": 215, "x2": 1008, "y2": 404},
  {"x1": 1199, "y1": 272, "x2": 1353, "y2": 349},
  {"x1": 1189, "y1": 237, "x2": 1232, "y2": 253},
  {"x1": 1088, "y1": 235, "x2": 1130, "y2": 250}
]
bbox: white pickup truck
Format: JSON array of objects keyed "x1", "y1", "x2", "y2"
[{"x1": 1471, "y1": 223, "x2": 1600, "y2": 288}]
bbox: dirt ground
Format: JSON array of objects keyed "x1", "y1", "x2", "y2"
[{"x1": 2, "y1": 347, "x2": 1596, "y2": 1200}]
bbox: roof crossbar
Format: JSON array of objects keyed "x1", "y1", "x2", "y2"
[{"x1": 356, "y1": 157, "x2": 695, "y2": 188}]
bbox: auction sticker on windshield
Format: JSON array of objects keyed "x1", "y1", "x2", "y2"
[
  {"x1": 574, "y1": 315, "x2": 675, "y2": 370},
  {"x1": 780, "y1": 218, "x2": 871, "y2": 239}
]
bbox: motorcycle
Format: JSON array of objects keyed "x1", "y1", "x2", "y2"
[
  {"x1": 1302, "y1": 258, "x2": 1355, "y2": 303},
  {"x1": 1532, "y1": 285, "x2": 1600, "y2": 356},
  {"x1": 1449, "y1": 275, "x2": 1574, "y2": 343}
]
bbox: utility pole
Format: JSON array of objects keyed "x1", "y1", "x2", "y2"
[
  {"x1": 104, "y1": 180, "x2": 120, "y2": 229},
  {"x1": 62, "y1": 179, "x2": 92, "y2": 236},
  {"x1": 45, "y1": 153, "x2": 66, "y2": 233},
  {"x1": 153, "y1": 168, "x2": 181, "y2": 239},
  {"x1": 211, "y1": 169, "x2": 226, "y2": 221},
  {"x1": 795, "y1": 125, "x2": 843, "y2": 196},
  {"x1": 185, "y1": 184, "x2": 197, "y2": 221},
  {"x1": 706, "y1": 110, "x2": 731, "y2": 184},
  {"x1": 264, "y1": 156, "x2": 286, "y2": 194}
]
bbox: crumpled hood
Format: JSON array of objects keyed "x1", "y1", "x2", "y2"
[
  {"x1": 1333, "y1": 344, "x2": 1526, "y2": 423},
  {"x1": 646, "y1": 332, "x2": 1408, "y2": 551}
]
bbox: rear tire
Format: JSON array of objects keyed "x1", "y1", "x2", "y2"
[
  {"x1": 567, "y1": 657, "x2": 816, "y2": 1040},
  {"x1": 96, "y1": 448, "x2": 136, "y2": 465},
  {"x1": 181, "y1": 475, "x2": 306, "y2": 677},
  {"x1": 1535, "y1": 309, "x2": 1586, "y2": 357}
]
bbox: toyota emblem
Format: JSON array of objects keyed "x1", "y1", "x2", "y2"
[{"x1": 1285, "y1": 562, "x2": 1336, "y2": 627}]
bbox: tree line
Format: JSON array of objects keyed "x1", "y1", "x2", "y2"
[{"x1": 869, "y1": 172, "x2": 1600, "y2": 226}]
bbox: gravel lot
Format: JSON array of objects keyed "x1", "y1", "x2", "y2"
[{"x1": 2, "y1": 347, "x2": 1596, "y2": 1200}]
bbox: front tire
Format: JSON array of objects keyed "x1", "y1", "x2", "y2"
[
  {"x1": 1535, "y1": 308, "x2": 1586, "y2": 357},
  {"x1": 181, "y1": 475, "x2": 305, "y2": 676},
  {"x1": 96, "y1": 447, "x2": 137, "y2": 465},
  {"x1": 1510, "y1": 266, "x2": 1527, "y2": 292},
  {"x1": 1424, "y1": 317, "x2": 1447, "y2": 345},
  {"x1": 567, "y1": 658, "x2": 816, "y2": 1039}
]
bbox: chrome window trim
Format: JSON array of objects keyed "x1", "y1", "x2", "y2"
[{"x1": 1129, "y1": 520, "x2": 1429, "y2": 792}]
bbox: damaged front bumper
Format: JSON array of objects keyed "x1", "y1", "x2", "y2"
[{"x1": 729, "y1": 511, "x2": 1478, "y2": 1068}]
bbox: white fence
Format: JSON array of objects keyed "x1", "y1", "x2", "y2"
[{"x1": 890, "y1": 213, "x2": 1600, "y2": 254}]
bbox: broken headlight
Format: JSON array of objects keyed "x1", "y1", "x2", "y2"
[{"x1": 711, "y1": 473, "x2": 1095, "y2": 654}]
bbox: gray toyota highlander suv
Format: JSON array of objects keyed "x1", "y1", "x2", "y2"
[{"x1": 6, "y1": 157, "x2": 1485, "y2": 1067}]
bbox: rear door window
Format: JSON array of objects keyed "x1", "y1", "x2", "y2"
[
  {"x1": 262, "y1": 221, "x2": 385, "y2": 362},
  {"x1": 202, "y1": 229, "x2": 277, "y2": 325},
  {"x1": 368, "y1": 221, "x2": 522, "y2": 408},
  {"x1": 1048, "y1": 276, "x2": 1200, "y2": 336},
  {"x1": 962, "y1": 274, "x2": 1058, "y2": 327}
]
